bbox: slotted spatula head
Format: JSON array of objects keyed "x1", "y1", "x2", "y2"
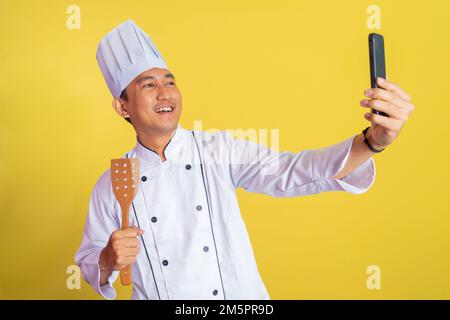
[{"x1": 111, "y1": 158, "x2": 140, "y2": 216}]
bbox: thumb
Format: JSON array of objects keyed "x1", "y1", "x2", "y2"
[
  {"x1": 130, "y1": 226, "x2": 145, "y2": 235},
  {"x1": 133, "y1": 226, "x2": 145, "y2": 235}
]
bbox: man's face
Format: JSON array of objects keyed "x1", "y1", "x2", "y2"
[{"x1": 119, "y1": 67, "x2": 182, "y2": 135}]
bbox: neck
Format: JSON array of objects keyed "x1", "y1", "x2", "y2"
[{"x1": 136, "y1": 127, "x2": 176, "y2": 162}]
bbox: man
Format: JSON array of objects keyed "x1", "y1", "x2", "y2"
[{"x1": 75, "y1": 19, "x2": 414, "y2": 300}]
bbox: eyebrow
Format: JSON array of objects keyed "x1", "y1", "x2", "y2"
[{"x1": 136, "y1": 73, "x2": 175, "y2": 84}]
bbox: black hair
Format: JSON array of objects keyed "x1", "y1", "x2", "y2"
[{"x1": 119, "y1": 88, "x2": 132, "y2": 124}]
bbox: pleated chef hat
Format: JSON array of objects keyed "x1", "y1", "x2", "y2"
[{"x1": 96, "y1": 19, "x2": 168, "y2": 98}]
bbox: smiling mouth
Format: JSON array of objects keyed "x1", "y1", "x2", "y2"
[{"x1": 154, "y1": 105, "x2": 175, "y2": 114}]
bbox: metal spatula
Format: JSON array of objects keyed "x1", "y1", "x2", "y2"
[{"x1": 111, "y1": 157, "x2": 140, "y2": 286}]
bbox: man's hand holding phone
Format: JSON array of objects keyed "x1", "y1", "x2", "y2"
[
  {"x1": 359, "y1": 33, "x2": 415, "y2": 150},
  {"x1": 360, "y1": 77, "x2": 415, "y2": 150}
]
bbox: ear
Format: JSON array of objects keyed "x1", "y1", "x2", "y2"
[{"x1": 112, "y1": 98, "x2": 131, "y2": 120}]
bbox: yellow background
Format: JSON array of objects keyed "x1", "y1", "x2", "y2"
[{"x1": 0, "y1": 0, "x2": 449, "y2": 299}]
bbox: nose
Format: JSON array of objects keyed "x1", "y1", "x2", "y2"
[{"x1": 156, "y1": 85, "x2": 171, "y2": 100}]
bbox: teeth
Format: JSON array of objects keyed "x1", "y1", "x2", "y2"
[{"x1": 155, "y1": 106, "x2": 174, "y2": 113}]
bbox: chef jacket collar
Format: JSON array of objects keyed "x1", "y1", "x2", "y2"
[{"x1": 134, "y1": 123, "x2": 187, "y2": 167}]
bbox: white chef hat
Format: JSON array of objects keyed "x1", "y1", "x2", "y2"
[{"x1": 96, "y1": 19, "x2": 169, "y2": 98}]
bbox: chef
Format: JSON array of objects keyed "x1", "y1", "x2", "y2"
[{"x1": 75, "y1": 19, "x2": 414, "y2": 300}]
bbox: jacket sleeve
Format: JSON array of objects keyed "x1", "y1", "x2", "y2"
[
  {"x1": 226, "y1": 132, "x2": 376, "y2": 197},
  {"x1": 74, "y1": 170, "x2": 120, "y2": 299}
]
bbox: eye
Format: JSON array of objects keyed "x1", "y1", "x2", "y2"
[
  {"x1": 143, "y1": 83, "x2": 155, "y2": 88},
  {"x1": 167, "y1": 81, "x2": 176, "y2": 86}
]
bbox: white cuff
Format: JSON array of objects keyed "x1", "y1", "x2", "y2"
[
  {"x1": 314, "y1": 134, "x2": 376, "y2": 194},
  {"x1": 79, "y1": 249, "x2": 118, "y2": 300}
]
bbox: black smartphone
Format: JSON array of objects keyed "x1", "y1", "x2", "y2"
[{"x1": 369, "y1": 33, "x2": 388, "y2": 117}]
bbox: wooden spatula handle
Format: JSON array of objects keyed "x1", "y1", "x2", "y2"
[
  {"x1": 120, "y1": 264, "x2": 132, "y2": 286},
  {"x1": 120, "y1": 202, "x2": 132, "y2": 286}
]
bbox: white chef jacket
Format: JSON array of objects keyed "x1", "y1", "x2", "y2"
[{"x1": 75, "y1": 123, "x2": 375, "y2": 300}]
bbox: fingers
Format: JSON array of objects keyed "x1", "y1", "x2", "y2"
[
  {"x1": 121, "y1": 226, "x2": 145, "y2": 238},
  {"x1": 117, "y1": 256, "x2": 138, "y2": 268},
  {"x1": 114, "y1": 237, "x2": 141, "y2": 248},
  {"x1": 115, "y1": 247, "x2": 140, "y2": 257},
  {"x1": 365, "y1": 87, "x2": 407, "y2": 110},
  {"x1": 364, "y1": 112, "x2": 403, "y2": 132},
  {"x1": 360, "y1": 99, "x2": 407, "y2": 121},
  {"x1": 110, "y1": 242, "x2": 141, "y2": 270},
  {"x1": 376, "y1": 77, "x2": 411, "y2": 101},
  {"x1": 363, "y1": 80, "x2": 415, "y2": 118},
  {"x1": 364, "y1": 87, "x2": 396, "y2": 103},
  {"x1": 111, "y1": 227, "x2": 142, "y2": 249},
  {"x1": 112, "y1": 226, "x2": 144, "y2": 240},
  {"x1": 104, "y1": 227, "x2": 144, "y2": 271},
  {"x1": 112, "y1": 240, "x2": 141, "y2": 269}
]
